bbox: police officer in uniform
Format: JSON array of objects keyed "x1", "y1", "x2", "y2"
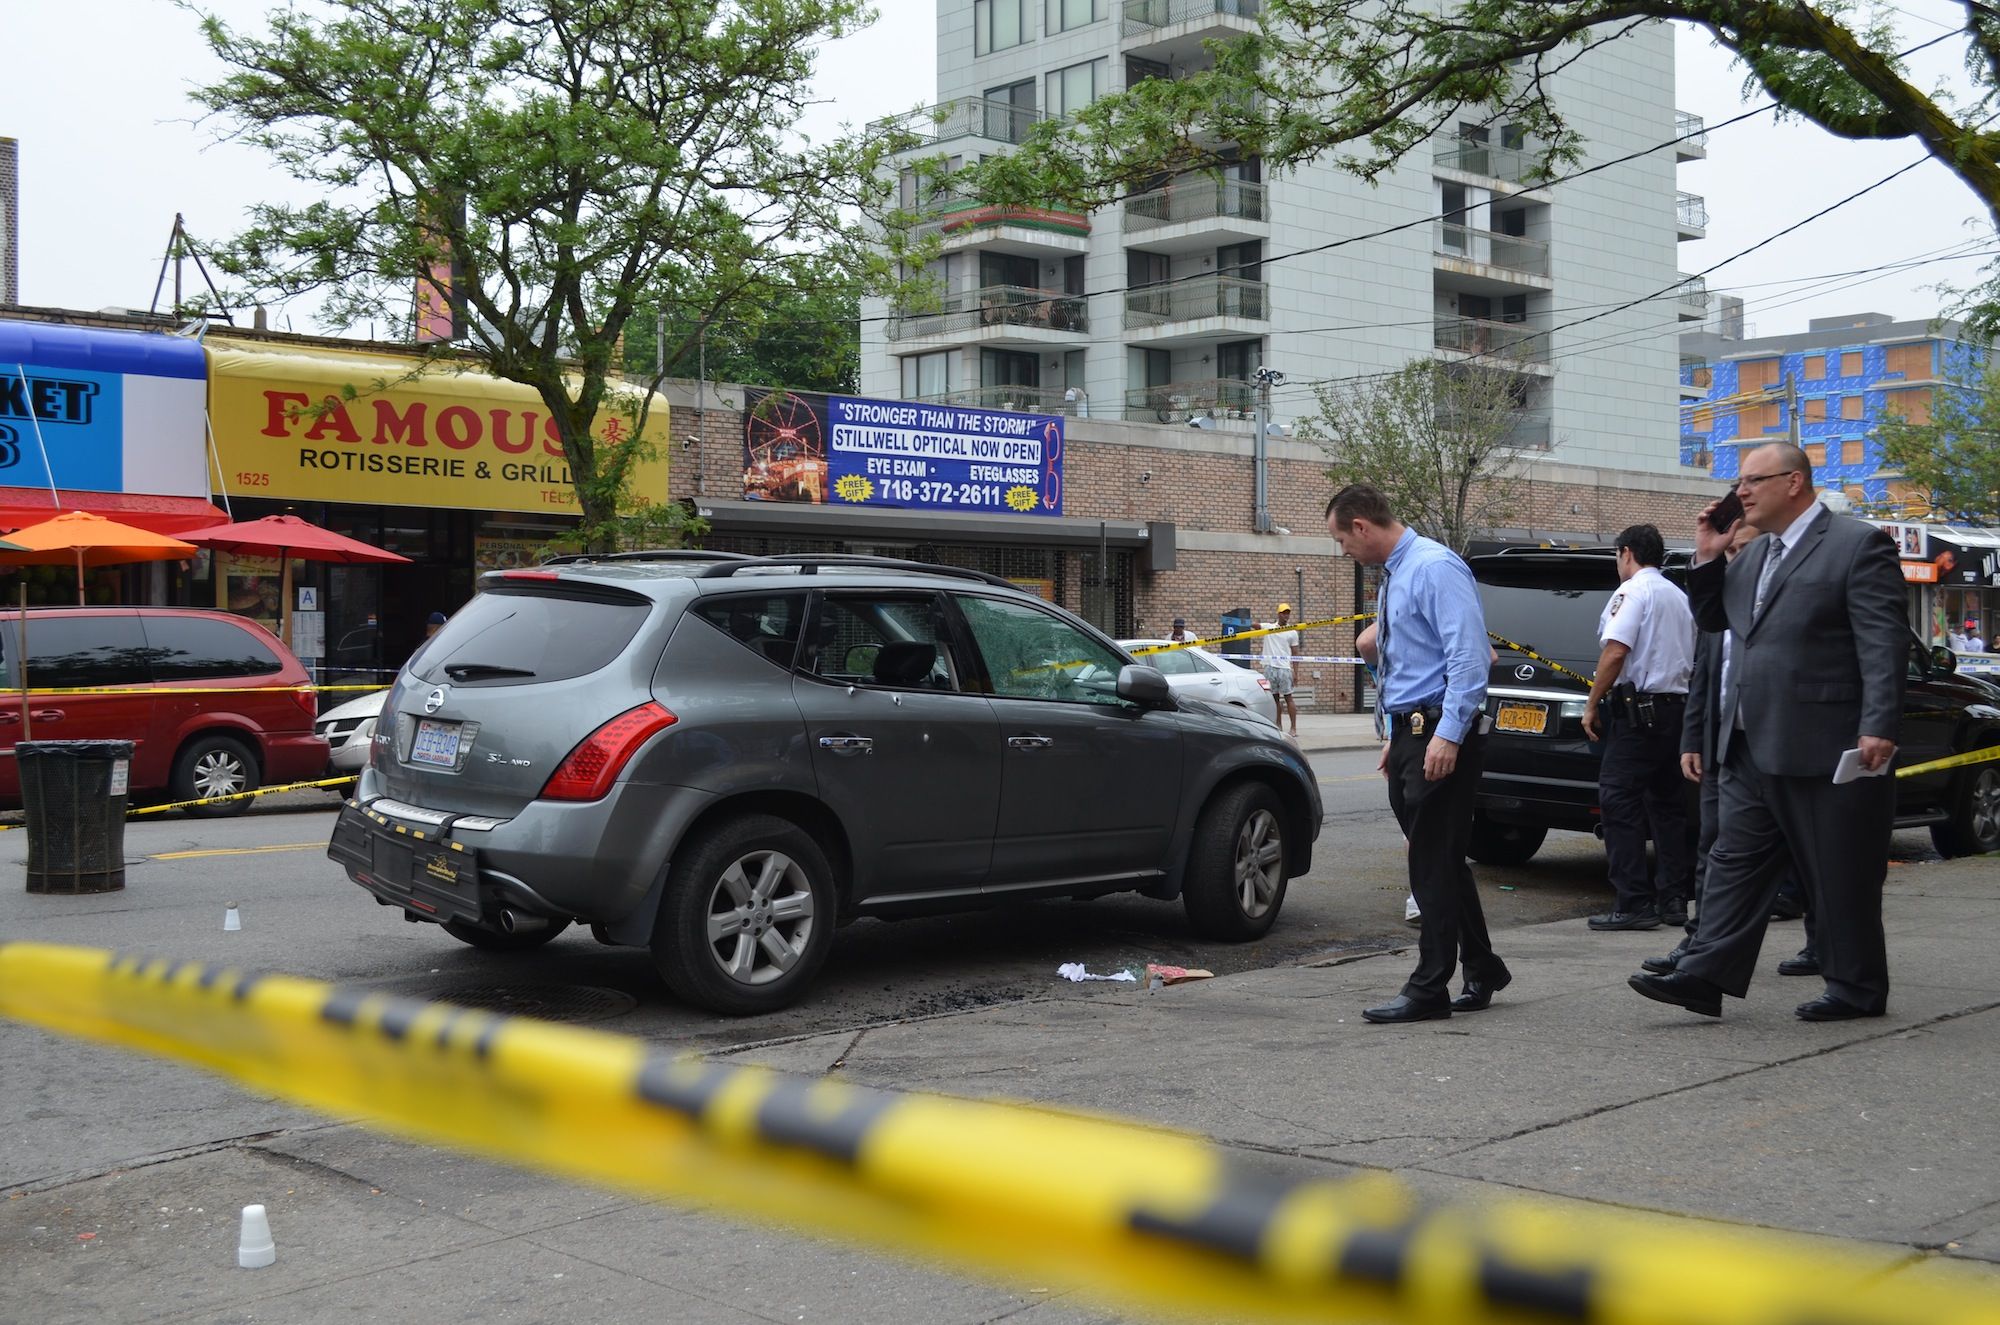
[{"x1": 1583, "y1": 524, "x2": 1697, "y2": 931}]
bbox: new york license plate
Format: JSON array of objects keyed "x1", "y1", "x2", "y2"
[
  {"x1": 1495, "y1": 701, "x2": 1550, "y2": 735},
  {"x1": 411, "y1": 718, "x2": 462, "y2": 767}
]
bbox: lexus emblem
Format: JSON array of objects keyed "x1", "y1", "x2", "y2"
[
  {"x1": 424, "y1": 687, "x2": 448, "y2": 714},
  {"x1": 1513, "y1": 664, "x2": 1536, "y2": 681}
]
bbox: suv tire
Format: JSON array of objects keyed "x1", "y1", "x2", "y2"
[
  {"x1": 442, "y1": 917, "x2": 572, "y2": 951},
  {"x1": 1467, "y1": 813, "x2": 1547, "y2": 866},
  {"x1": 1183, "y1": 782, "x2": 1287, "y2": 941},
  {"x1": 653, "y1": 813, "x2": 836, "y2": 1015},
  {"x1": 173, "y1": 734, "x2": 259, "y2": 818},
  {"x1": 1930, "y1": 752, "x2": 2000, "y2": 857}
]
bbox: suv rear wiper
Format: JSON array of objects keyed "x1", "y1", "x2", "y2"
[{"x1": 443, "y1": 662, "x2": 538, "y2": 681}]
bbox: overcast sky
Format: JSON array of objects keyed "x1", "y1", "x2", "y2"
[{"x1": 1, "y1": 0, "x2": 1990, "y2": 339}]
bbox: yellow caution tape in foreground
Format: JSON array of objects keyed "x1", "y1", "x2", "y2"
[
  {"x1": 0, "y1": 775, "x2": 357, "y2": 832},
  {"x1": 2, "y1": 942, "x2": 1993, "y2": 1325},
  {"x1": 15, "y1": 683, "x2": 388, "y2": 696}
]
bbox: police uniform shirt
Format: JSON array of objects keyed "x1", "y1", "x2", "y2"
[{"x1": 1597, "y1": 566, "x2": 1695, "y2": 695}]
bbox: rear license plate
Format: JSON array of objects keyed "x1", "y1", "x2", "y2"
[
  {"x1": 412, "y1": 719, "x2": 462, "y2": 767},
  {"x1": 1495, "y1": 701, "x2": 1550, "y2": 735}
]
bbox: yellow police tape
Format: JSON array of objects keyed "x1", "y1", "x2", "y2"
[
  {"x1": 1482, "y1": 632, "x2": 1598, "y2": 690},
  {"x1": 1894, "y1": 743, "x2": 2000, "y2": 779},
  {"x1": 1, "y1": 943, "x2": 1993, "y2": 1325},
  {"x1": 0, "y1": 775, "x2": 357, "y2": 832},
  {"x1": 15, "y1": 683, "x2": 389, "y2": 696},
  {"x1": 1123, "y1": 612, "x2": 1376, "y2": 659}
]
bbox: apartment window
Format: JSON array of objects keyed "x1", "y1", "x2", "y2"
[
  {"x1": 1047, "y1": 59, "x2": 1105, "y2": 117},
  {"x1": 1843, "y1": 439, "x2": 1866, "y2": 466},
  {"x1": 1048, "y1": 0, "x2": 1103, "y2": 32},
  {"x1": 1884, "y1": 342, "x2": 1934, "y2": 379},
  {"x1": 974, "y1": 0, "x2": 1026, "y2": 55},
  {"x1": 1141, "y1": 347, "x2": 1172, "y2": 388},
  {"x1": 1217, "y1": 339, "x2": 1262, "y2": 381},
  {"x1": 1806, "y1": 443, "x2": 1827, "y2": 468},
  {"x1": 981, "y1": 349, "x2": 1040, "y2": 388},
  {"x1": 1127, "y1": 249, "x2": 1170, "y2": 288},
  {"x1": 1062, "y1": 255, "x2": 1085, "y2": 295},
  {"x1": 1841, "y1": 394, "x2": 1864, "y2": 420},
  {"x1": 1499, "y1": 122, "x2": 1526, "y2": 150},
  {"x1": 1061, "y1": 350, "x2": 1087, "y2": 390},
  {"x1": 1741, "y1": 357, "x2": 1781, "y2": 390},
  {"x1": 1803, "y1": 397, "x2": 1827, "y2": 422},
  {"x1": 1803, "y1": 354, "x2": 1826, "y2": 380},
  {"x1": 1500, "y1": 294, "x2": 1528, "y2": 324},
  {"x1": 1216, "y1": 240, "x2": 1262, "y2": 281},
  {"x1": 984, "y1": 80, "x2": 1035, "y2": 142},
  {"x1": 1495, "y1": 207, "x2": 1527, "y2": 237},
  {"x1": 979, "y1": 251, "x2": 1037, "y2": 290},
  {"x1": 1840, "y1": 351, "x2": 1864, "y2": 377},
  {"x1": 901, "y1": 352, "x2": 952, "y2": 399}
]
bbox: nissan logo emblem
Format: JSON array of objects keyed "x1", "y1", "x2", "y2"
[
  {"x1": 1513, "y1": 664, "x2": 1536, "y2": 680},
  {"x1": 424, "y1": 687, "x2": 448, "y2": 714}
]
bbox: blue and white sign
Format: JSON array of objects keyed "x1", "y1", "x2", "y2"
[
  {"x1": 827, "y1": 396, "x2": 1063, "y2": 516},
  {"x1": 0, "y1": 321, "x2": 209, "y2": 498}
]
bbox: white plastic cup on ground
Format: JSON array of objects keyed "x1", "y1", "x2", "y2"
[
  {"x1": 224, "y1": 904, "x2": 241, "y2": 932},
  {"x1": 237, "y1": 1203, "x2": 275, "y2": 1268}
]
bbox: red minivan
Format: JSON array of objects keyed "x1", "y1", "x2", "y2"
[{"x1": 0, "y1": 608, "x2": 329, "y2": 816}]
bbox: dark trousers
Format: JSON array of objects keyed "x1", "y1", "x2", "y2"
[
  {"x1": 1679, "y1": 738, "x2": 1891, "y2": 1009},
  {"x1": 1386, "y1": 727, "x2": 1502, "y2": 1000},
  {"x1": 1600, "y1": 712, "x2": 1693, "y2": 915}
]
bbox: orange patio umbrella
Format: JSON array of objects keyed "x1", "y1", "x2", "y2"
[{"x1": 0, "y1": 511, "x2": 197, "y2": 605}]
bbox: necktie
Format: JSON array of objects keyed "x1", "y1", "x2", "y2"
[
  {"x1": 1373, "y1": 568, "x2": 1390, "y2": 739},
  {"x1": 1753, "y1": 539, "x2": 1785, "y2": 622}
]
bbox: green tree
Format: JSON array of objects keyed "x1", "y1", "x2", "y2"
[
  {"x1": 1302, "y1": 359, "x2": 1533, "y2": 555},
  {"x1": 621, "y1": 260, "x2": 861, "y2": 396},
  {"x1": 965, "y1": 1, "x2": 2000, "y2": 324},
  {"x1": 1876, "y1": 355, "x2": 2000, "y2": 519},
  {"x1": 188, "y1": 0, "x2": 896, "y2": 549}
]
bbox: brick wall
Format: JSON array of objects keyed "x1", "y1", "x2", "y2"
[{"x1": 0, "y1": 139, "x2": 18, "y2": 307}]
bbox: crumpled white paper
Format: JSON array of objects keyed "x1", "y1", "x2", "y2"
[{"x1": 1057, "y1": 962, "x2": 1138, "y2": 983}]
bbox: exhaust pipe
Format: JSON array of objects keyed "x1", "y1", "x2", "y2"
[
  {"x1": 498, "y1": 907, "x2": 520, "y2": 934},
  {"x1": 497, "y1": 908, "x2": 554, "y2": 935}
]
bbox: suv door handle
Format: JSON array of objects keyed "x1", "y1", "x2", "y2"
[
  {"x1": 30, "y1": 709, "x2": 63, "y2": 721},
  {"x1": 1007, "y1": 735, "x2": 1054, "y2": 750},
  {"x1": 817, "y1": 735, "x2": 874, "y2": 755}
]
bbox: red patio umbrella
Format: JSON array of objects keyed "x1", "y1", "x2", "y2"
[{"x1": 179, "y1": 514, "x2": 412, "y2": 647}]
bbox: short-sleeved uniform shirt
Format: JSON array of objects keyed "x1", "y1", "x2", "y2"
[{"x1": 1597, "y1": 566, "x2": 1695, "y2": 694}]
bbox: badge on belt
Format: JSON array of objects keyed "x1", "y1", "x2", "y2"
[{"x1": 1409, "y1": 711, "x2": 1426, "y2": 735}]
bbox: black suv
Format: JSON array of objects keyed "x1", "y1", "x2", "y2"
[
  {"x1": 330, "y1": 552, "x2": 1322, "y2": 1014},
  {"x1": 1468, "y1": 548, "x2": 2000, "y2": 864}
]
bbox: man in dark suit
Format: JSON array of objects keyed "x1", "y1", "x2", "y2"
[{"x1": 1628, "y1": 443, "x2": 1905, "y2": 1021}]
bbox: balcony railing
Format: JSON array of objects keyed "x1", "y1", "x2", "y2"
[
  {"x1": 886, "y1": 285, "x2": 1088, "y2": 342},
  {"x1": 1678, "y1": 191, "x2": 1709, "y2": 230},
  {"x1": 1435, "y1": 222, "x2": 1550, "y2": 278},
  {"x1": 1124, "y1": 275, "x2": 1268, "y2": 328},
  {"x1": 913, "y1": 385, "x2": 1076, "y2": 413},
  {"x1": 873, "y1": 96, "x2": 1045, "y2": 148},
  {"x1": 1434, "y1": 316, "x2": 1550, "y2": 365},
  {"x1": 1123, "y1": 377, "x2": 1258, "y2": 422},
  {"x1": 909, "y1": 198, "x2": 1091, "y2": 245},
  {"x1": 1676, "y1": 110, "x2": 1707, "y2": 148},
  {"x1": 1125, "y1": 178, "x2": 1267, "y2": 230},
  {"x1": 1121, "y1": 0, "x2": 1262, "y2": 35},
  {"x1": 1431, "y1": 140, "x2": 1543, "y2": 186}
]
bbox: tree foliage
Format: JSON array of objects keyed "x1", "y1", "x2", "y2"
[
  {"x1": 620, "y1": 259, "x2": 861, "y2": 396},
  {"x1": 1875, "y1": 352, "x2": 2000, "y2": 519},
  {"x1": 187, "y1": 0, "x2": 895, "y2": 548},
  {"x1": 966, "y1": 0, "x2": 2000, "y2": 326},
  {"x1": 1302, "y1": 360, "x2": 1531, "y2": 554}
]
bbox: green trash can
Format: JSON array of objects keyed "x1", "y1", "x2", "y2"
[{"x1": 19, "y1": 739, "x2": 134, "y2": 894}]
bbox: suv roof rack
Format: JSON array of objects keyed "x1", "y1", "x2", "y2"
[
  {"x1": 541, "y1": 549, "x2": 753, "y2": 566},
  {"x1": 697, "y1": 553, "x2": 1017, "y2": 589}
]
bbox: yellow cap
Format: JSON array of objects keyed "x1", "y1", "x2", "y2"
[{"x1": 1277, "y1": 603, "x2": 1292, "y2": 613}]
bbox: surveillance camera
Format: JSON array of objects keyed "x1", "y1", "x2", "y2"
[
  {"x1": 681, "y1": 437, "x2": 694, "y2": 450},
  {"x1": 1139, "y1": 470, "x2": 1152, "y2": 482},
  {"x1": 1273, "y1": 525, "x2": 1292, "y2": 536}
]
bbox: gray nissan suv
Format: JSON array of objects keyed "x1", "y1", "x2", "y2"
[{"x1": 329, "y1": 552, "x2": 1322, "y2": 1013}]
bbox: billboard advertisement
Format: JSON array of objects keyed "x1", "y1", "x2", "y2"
[
  {"x1": 0, "y1": 320, "x2": 209, "y2": 498},
  {"x1": 744, "y1": 389, "x2": 1063, "y2": 516}
]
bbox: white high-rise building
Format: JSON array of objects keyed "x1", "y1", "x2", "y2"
[{"x1": 860, "y1": 2, "x2": 1701, "y2": 477}]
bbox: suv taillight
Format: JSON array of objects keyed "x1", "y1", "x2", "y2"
[{"x1": 538, "y1": 702, "x2": 678, "y2": 801}]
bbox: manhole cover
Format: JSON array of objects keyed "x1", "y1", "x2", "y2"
[{"x1": 419, "y1": 984, "x2": 637, "y2": 1024}]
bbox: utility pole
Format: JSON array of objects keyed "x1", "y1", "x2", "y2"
[
  {"x1": 1786, "y1": 371, "x2": 1800, "y2": 447},
  {"x1": 1253, "y1": 366, "x2": 1284, "y2": 534}
]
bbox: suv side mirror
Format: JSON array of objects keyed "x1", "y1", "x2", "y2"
[
  {"x1": 1931, "y1": 645, "x2": 1959, "y2": 675},
  {"x1": 1117, "y1": 663, "x2": 1174, "y2": 709}
]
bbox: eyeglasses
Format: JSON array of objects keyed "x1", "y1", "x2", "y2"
[{"x1": 1735, "y1": 471, "x2": 1793, "y2": 492}]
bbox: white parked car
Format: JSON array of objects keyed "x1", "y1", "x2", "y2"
[
  {"x1": 1118, "y1": 638, "x2": 1276, "y2": 723},
  {"x1": 315, "y1": 688, "x2": 388, "y2": 774}
]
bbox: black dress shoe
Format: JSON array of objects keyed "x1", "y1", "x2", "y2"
[
  {"x1": 1641, "y1": 942, "x2": 1689, "y2": 976},
  {"x1": 1769, "y1": 896, "x2": 1807, "y2": 921},
  {"x1": 1658, "y1": 898, "x2": 1689, "y2": 929},
  {"x1": 1795, "y1": 994, "x2": 1882, "y2": 1022},
  {"x1": 1589, "y1": 910, "x2": 1662, "y2": 931},
  {"x1": 1361, "y1": 994, "x2": 1452, "y2": 1024},
  {"x1": 1777, "y1": 950, "x2": 1821, "y2": 977},
  {"x1": 1627, "y1": 970, "x2": 1723, "y2": 1017},
  {"x1": 1450, "y1": 970, "x2": 1512, "y2": 1012}
]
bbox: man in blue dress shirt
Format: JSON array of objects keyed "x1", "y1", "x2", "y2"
[{"x1": 1328, "y1": 484, "x2": 1508, "y2": 1023}]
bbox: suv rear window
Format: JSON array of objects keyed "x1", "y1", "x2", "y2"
[
  {"x1": 145, "y1": 616, "x2": 285, "y2": 681},
  {"x1": 1471, "y1": 558, "x2": 1617, "y2": 674},
  {"x1": 412, "y1": 585, "x2": 652, "y2": 687}
]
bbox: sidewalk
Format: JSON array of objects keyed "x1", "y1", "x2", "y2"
[
  {"x1": 1292, "y1": 710, "x2": 1381, "y2": 752},
  {"x1": 6, "y1": 856, "x2": 1997, "y2": 1323}
]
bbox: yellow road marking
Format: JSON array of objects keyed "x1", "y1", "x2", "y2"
[{"x1": 151, "y1": 842, "x2": 326, "y2": 861}]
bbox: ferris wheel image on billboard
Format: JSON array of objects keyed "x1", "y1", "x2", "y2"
[{"x1": 741, "y1": 389, "x2": 829, "y2": 503}]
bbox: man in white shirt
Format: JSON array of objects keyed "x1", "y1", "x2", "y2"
[
  {"x1": 1260, "y1": 603, "x2": 1301, "y2": 738},
  {"x1": 1582, "y1": 524, "x2": 1697, "y2": 931}
]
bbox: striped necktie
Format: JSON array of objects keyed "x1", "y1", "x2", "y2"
[{"x1": 1753, "y1": 539, "x2": 1785, "y2": 622}]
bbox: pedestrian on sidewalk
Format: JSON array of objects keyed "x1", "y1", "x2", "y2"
[
  {"x1": 1261, "y1": 604, "x2": 1301, "y2": 738},
  {"x1": 1329, "y1": 485, "x2": 1508, "y2": 1022},
  {"x1": 1582, "y1": 524, "x2": 1697, "y2": 933},
  {"x1": 1628, "y1": 443, "x2": 1904, "y2": 1022}
]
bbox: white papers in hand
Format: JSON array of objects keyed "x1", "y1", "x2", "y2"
[{"x1": 1832, "y1": 747, "x2": 1891, "y2": 785}]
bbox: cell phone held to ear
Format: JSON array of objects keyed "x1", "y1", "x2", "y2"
[{"x1": 1706, "y1": 489, "x2": 1744, "y2": 534}]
